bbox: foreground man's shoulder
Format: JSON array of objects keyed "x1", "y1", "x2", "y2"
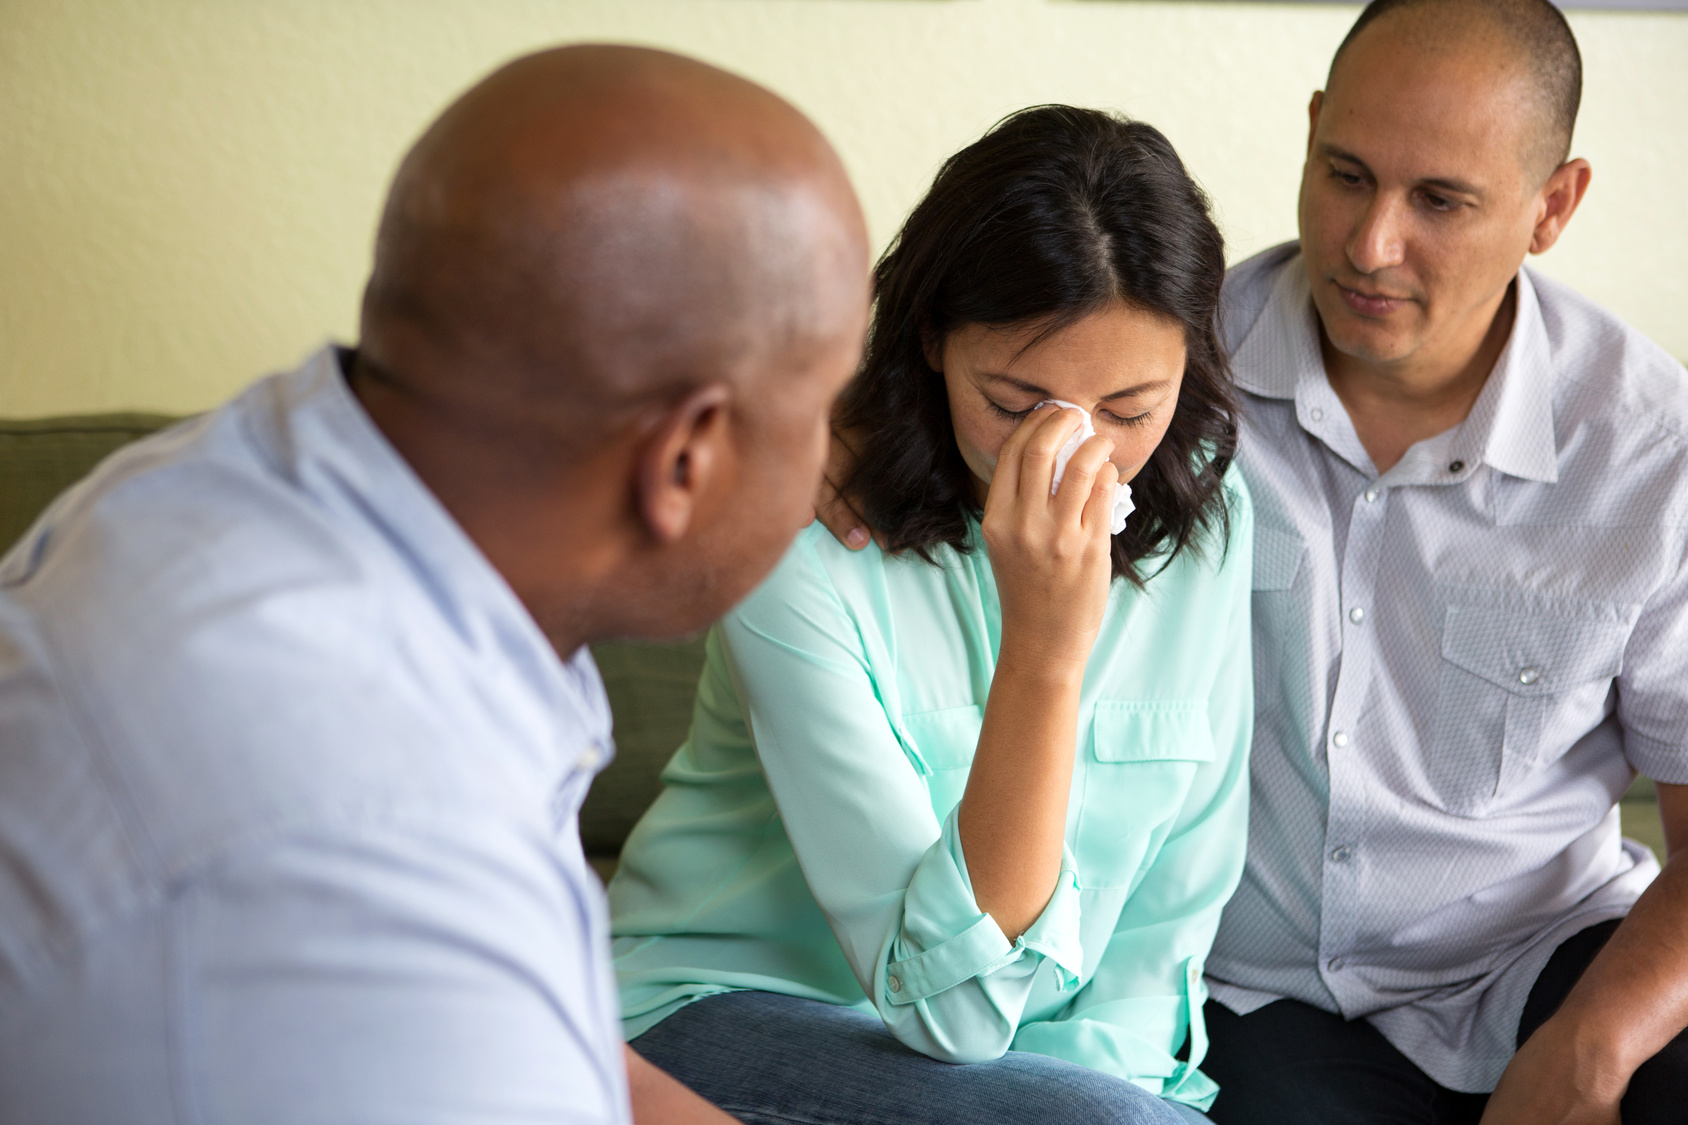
[
  {"x1": 1219, "y1": 241, "x2": 1302, "y2": 354},
  {"x1": 1530, "y1": 268, "x2": 1688, "y2": 435}
]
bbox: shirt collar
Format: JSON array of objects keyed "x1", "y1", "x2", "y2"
[
  {"x1": 1472, "y1": 268, "x2": 1558, "y2": 484},
  {"x1": 1231, "y1": 253, "x2": 1558, "y2": 485},
  {"x1": 281, "y1": 346, "x2": 612, "y2": 748}
]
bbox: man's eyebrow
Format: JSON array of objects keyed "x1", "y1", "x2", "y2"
[
  {"x1": 981, "y1": 371, "x2": 1174, "y2": 402},
  {"x1": 1318, "y1": 143, "x2": 1484, "y2": 199}
]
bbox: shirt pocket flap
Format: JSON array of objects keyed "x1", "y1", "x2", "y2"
[
  {"x1": 897, "y1": 704, "x2": 982, "y2": 774},
  {"x1": 1092, "y1": 700, "x2": 1215, "y2": 763},
  {"x1": 1252, "y1": 521, "x2": 1304, "y2": 592},
  {"x1": 1440, "y1": 604, "x2": 1628, "y2": 696}
]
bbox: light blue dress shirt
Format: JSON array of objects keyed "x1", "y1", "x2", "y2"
[
  {"x1": 0, "y1": 347, "x2": 631, "y2": 1124},
  {"x1": 612, "y1": 476, "x2": 1254, "y2": 1112}
]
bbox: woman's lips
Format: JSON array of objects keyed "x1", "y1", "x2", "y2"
[{"x1": 1336, "y1": 282, "x2": 1409, "y2": 318}]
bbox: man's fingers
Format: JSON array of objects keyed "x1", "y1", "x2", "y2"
[
  {"x1": 813, "y1": 471, "x2": 872, "y2": 550},
  {"x1": 811, "y1": 424, "x2": 876, "y2": 550}
]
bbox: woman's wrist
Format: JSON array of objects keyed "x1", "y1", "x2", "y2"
[{"x1": 994, "y1": 635, "x2": 1092, "y2": 686}]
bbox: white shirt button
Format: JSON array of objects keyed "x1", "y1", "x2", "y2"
[
  {"x1": 887, "y1": 974, "x2": 902, "y2": 994},
  {"x1": 1349, "y1": 607, "x2": 1365, "y2": 624},
  {"x1": 1310, "y1": 407, "x2": 1324, "y2": 422},
  {"x1": 1518, "y1": 667, "x2": 1541, "y2": 686},
  {"x1": 1332, "y1": 731, "x2": 1350, "y2": 748},
  {"x1": 1328, "y1": 956, "x2": 1346, "y2": 972},
  {"x1": 1364, "y1": 488, "x2": 1380, "y2": 503},
  {"x1": 1330, "y1": 845, "x2": 1352, "y2": 863}
]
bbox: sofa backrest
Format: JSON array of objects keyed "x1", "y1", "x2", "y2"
[{"x1": 0, "y1": 414, "x2": 698, "y2": 857}]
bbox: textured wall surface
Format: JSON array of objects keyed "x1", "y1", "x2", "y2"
[{"x1": 2, "y1": 0, "x2": 1685, "y2": 415}]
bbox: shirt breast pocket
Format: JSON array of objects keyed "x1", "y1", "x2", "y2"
[
  {"x1": 1077, "y1": 701, "x2": 1215, "y2": 888},
  {"x1": 897, "y1": 704, "x2": 982, "y2": 821},
  {"x1": 1430, "y1": 605, "x2": 1627, "y2": 815}
]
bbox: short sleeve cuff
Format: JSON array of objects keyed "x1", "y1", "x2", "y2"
[{"x1": 1624, "y1": 730, "x2": 1688, "y2": 786}]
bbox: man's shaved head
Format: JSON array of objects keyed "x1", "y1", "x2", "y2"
[
  {"x1": 360, "y1": 44, "x2": 867, "y2": 448},
  {"x1": 352, "y1": 45, "x2": 871, "y2": 649},
  {"x1": 1330, "y1": 0, "x2": 1581, "y2": 180}
]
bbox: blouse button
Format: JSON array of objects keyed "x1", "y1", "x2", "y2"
[
  {"x1": 887, "y1": 974, "x2": 903, "y2": 994},
  {"x1": 1518, "y1": 667, "x2": 1541, "y2": 686}
]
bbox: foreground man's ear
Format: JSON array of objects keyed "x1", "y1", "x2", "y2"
[
  {"x1": 1529, "y1": 158, "x2": 1592, "y2": 256},
  {"x1": 639, "y1": 384, "x2": 734, "y2": 544}
]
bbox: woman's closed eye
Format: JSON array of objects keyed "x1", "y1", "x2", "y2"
[
  {"x1": 1099, "y1": 407, "x2": 1154, "y2": 429},
  {"x1": 986, "y1": 399, "x2": 1040, "y2": 422},
  {"x1": 988, "y1": 399, "x2": 1154, "y2": 428}
]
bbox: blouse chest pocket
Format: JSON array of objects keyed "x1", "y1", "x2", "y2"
[
  {"x1": 897, "y1": 704, "x2": 982, "y2": 822},
  {"x1": 1429, "y1": 604, "x2": 1628, "y2": 815},
  {"x1": 1077, "y1": 701, "x2": 1214, "y2": 889}
]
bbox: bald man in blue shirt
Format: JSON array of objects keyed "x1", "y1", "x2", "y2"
[{"x1": 0, "y1": 44, "x2": 869, "y2": 1125}]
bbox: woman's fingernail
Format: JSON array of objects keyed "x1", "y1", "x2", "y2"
[{"x1": 847, "y1": 527, "x2": 869, "y2": 548}]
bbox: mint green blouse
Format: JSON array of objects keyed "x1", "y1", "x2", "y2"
[{"x1": 609, "y1": 473, "x2": 1253, "y2": 1110}]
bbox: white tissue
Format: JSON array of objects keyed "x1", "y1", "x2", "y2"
[{"x1": 1043, "y1": 399, "x2": 1134, "y2": 535}]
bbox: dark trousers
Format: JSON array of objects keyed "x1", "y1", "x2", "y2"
[{"x1": 1203, "y1": 920, "x2": 1688, "y2": 1125}]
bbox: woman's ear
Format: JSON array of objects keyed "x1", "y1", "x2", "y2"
[
  {"x1": 920, "y1": 325, "x2": 945, "y2": 373},
  {"x1": 637, "y1": 384, "x2": 734, "y2": 544}
]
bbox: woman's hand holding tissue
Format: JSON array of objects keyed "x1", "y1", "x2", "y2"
[{"x1": 981, "y1": 403, "x2": 1119, "y2": 678}]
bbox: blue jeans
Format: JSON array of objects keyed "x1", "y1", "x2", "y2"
[{"x1": 631, "y1": 989, "x2": 1211, "y2": 1125}]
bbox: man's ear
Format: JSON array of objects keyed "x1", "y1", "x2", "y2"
[
  {"x1": 1307, "y1": 90, "x2": 1324, "y2": 157},
  {"x1": 637, "y1": 383, "x2": 734, "y2": 545},
  {"x1": 1529, "y1": 158, "x2": 1592, "y2": 256}
]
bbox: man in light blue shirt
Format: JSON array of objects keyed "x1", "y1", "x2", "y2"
[{"x1": 0, "y1": 44, "x2": 870, "y2": 1124}]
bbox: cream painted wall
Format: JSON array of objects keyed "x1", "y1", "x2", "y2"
[{"x1": 2, "y1": 0, "x2": 1684, "y2": 416}]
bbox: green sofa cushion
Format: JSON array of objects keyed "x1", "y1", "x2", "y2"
[
  {"x1": 0, "y1": 412, "x2": 701, "y2": 857},
  {"x1": 0, "y1": 414, "x2": 182, "y2": 552}
]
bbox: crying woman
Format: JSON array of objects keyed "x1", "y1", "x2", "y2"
[{"x1": 608, "y1": 105, "x2": 1253, "y2": 1125}]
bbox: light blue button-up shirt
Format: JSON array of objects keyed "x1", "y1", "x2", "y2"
[{"x1": 0, "y1": 347, "x2": 631, "y2": 1124}]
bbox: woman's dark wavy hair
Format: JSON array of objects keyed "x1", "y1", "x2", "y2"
[{"x1": 837, "y1": 105, "x2": 1238, "y2": 585}]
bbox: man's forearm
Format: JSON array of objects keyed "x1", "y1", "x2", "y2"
[{"x1": 1543, "y1": 851, "x2": 1688, "y2": 1080}]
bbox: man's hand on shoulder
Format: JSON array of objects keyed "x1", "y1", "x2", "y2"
[{"x1": 811, "y1": 425, "x2": 876, "y2": 550}]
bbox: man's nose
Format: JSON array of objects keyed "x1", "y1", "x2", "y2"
[{"x1": 1346, "y1": 194, "x2": 1407, "y2": 275}]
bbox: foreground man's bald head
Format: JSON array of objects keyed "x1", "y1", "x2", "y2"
[{"x1": 354, "y1": 44, "x2": 871, "y2": 651}]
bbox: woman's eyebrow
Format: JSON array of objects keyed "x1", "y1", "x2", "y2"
[
  {"x1": 1100, "y1": 379, "x2": 1174, "y2": 402},
  {"x1": 981, "y1": 372, "x2": 1173, "y2": 402},
  {"x1": 980, "y1": 373, "x2": 1052, "y2": 398}
]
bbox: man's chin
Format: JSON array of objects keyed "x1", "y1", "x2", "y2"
[{"x1": 1318, "y1": 306, "x2": 1420, "y2": 369}]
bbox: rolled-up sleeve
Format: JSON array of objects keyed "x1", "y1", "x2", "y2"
[{"x1": 719, "y1": 538, "x2": 1085, "y2": 1063}]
